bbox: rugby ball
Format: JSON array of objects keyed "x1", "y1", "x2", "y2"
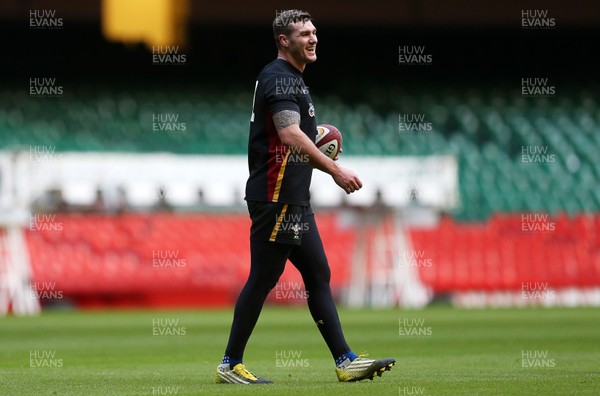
[{"x1": 315, "y1": 124, "x2": 343, "y2": 159}]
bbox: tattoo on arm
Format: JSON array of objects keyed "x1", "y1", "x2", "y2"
[{"x1": 273, "y1": 110, "x2": 300, "y2": 132}]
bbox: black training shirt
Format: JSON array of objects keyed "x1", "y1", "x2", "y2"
[{"x1": 245, "y1": 59, "x2": 317, "y2": 206}]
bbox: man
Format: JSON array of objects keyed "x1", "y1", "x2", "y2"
[{"x1": 216, "y1": 9, "x2": 395, "y2": 384}]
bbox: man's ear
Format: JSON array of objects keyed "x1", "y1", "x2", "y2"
[{"x1": 278, "y1": 34, "x2": 288, "y2": 48}]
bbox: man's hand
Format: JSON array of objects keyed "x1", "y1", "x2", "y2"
[{"x1": 332, "y1": 165, "x2": 362, "y2": 194}]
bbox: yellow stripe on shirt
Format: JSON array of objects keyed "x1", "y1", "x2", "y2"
[{"x1": 272, "y1": 150, "x2": 290, "y2": 203}]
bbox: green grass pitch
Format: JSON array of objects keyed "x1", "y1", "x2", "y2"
[{"x1": 1, "y1": 306, "x2": 599, "y2": 395}]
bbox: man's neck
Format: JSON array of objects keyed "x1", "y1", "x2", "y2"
[{"x1": 277, "y1": 52, "x2": 305, "y2": 73}]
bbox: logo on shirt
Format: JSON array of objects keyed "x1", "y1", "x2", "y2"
[{"x1": 308, "y1": 103, "x2": 315, "y2": 117}]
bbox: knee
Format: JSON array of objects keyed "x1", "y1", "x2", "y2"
[
  {"x1": 264, "y1": 278, "x2": 280, "y2": 295},
  {"x1": 305, "y1": 261, "x2": 331, "y2": 291},
  {"x1": 247, "y1": 274, "x2": 281, "y2": 296}
]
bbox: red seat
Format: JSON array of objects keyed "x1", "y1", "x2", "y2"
[{"x1": 24, "y1": 212, "x2": 600, "y2": 307}]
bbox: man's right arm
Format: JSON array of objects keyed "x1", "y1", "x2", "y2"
[{"x1": 272, "y1": 110, "x2": 362, "y2": 194}]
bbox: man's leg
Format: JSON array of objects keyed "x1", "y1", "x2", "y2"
[
  {"x1": 224, "y1": 240, "x2": 290, "y2": 362},
  {"x1": 288, "y1": 214, "x2": 350, "y2": 359},
  {"x1": 288, "y1": 210, "x2": 396, "y2": 382}
]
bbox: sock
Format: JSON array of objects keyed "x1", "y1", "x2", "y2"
[
  {"x1": 222, "y1": 354, "x2": 243, "y2": 370},
  {"x1": 335, "y1": 351, "x2": 358, "y2": 369}
]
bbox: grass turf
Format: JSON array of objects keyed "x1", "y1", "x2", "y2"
[{"x1": 1, "y1": 306, "x2": 599, "y2": 395}]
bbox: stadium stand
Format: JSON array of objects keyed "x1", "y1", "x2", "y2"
[
  {"x1": 25, "y1": 212, "x2": 354, "y2": 308},
  {"x1": 2, "y1": 84, "x2": 599, "y2": 307},
  {"x1": 411, "y1": 213, "x2": 600, "y2": 293},
  {"x1": 24, "y1": 212, "x2": 599, "y2": 308},
  {"x1": 3, "y1": 85, "x2": 598, "y2": 221}
]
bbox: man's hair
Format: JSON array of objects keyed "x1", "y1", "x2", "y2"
[{"x1": 273, "y1": 10, "x2": 312, "y2": 48}]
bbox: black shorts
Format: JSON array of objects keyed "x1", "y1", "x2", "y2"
[{"x1": 247, "y1": 201, "x2": 315, "y2": 245}]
